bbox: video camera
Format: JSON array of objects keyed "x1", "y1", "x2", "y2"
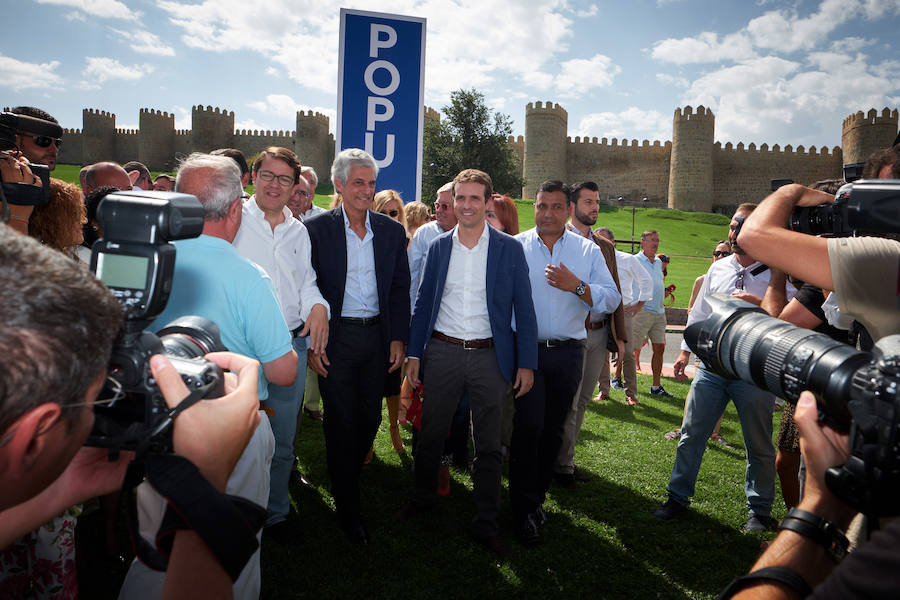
[
  {"x1": 0, "y1": 112, "x2": 57, "y2": 212},
  {"x1": 685, "y1": 295, "x2": 900, "y2": 517},
  {"x1": 89, "y1": 191, "x2": 226, "y2": 454},
  {"x1": 790, "y1": 179, "x2": 900, "y2": 236}
]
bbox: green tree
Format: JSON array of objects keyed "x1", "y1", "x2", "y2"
[{"x1": 421, "y1": 89, "x2": 523, "y2": 206}]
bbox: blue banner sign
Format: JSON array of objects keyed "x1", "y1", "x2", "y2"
[{"x1": 338, "y1": 8, "x2": 426, "y2": 203}]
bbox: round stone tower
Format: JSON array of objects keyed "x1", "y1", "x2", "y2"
[
  {"x1": 82, "y1": 108, "x2": 116, "y2": 165},
  {"x1": 523, "y1": 101, "x2": 568, "y2": 198},
  {"x1": 191, "y1": 105, "x2": 234, "y2": 152},
  {"x1": 139, "y1": 108, "x2": 175, "y2": 171},
  {"x1": 295, "y1": 110, "x2": 332, "y2": 184},
  {"x1": 668, "y1": 105, "x2": 715, "y2": 211},
  {"x1": 841, "y1": 108, "x2": 899, "y2": 166}
]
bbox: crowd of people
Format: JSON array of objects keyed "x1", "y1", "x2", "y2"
[{"x1": 2, "y1": 102, "x2": 900, "y2": 599}]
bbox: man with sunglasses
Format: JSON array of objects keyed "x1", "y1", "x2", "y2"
[
  {"x1": 10, "y1": 106, "x2": 61, "y2": 171},
  {"x1": 233, "y1": 146, "x2": 329, "y2": 541},
  {"x1": 655, "y1": 203, "x2": 795, "y2": 532}
]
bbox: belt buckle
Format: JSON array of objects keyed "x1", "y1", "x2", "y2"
[{"x1": 462, "y1": 339, "x2": 477, "y2": 350}]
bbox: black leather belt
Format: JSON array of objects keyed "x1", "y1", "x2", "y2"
[
  {"x1": 586, "y1": 317, "x2": 609, "y2": 331},
  {"x1": 340, "y1": 315, "x2": 381, "y2": 327},
  {"x1": 537, "y1": 338, "x2": 585, "y2": 348},
  {"x1": 432, "y1": 331, "x2": 494, "y2": 349},
  {"x1": 290, "y1": 323, "x2": 305, "y2": 337}
]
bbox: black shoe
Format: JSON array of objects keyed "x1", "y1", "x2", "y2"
[
  {"x1": 653, "y1": 497, "x2": 687, "y2": 520},
  {"x1": 744, "y1": 514, "x2": 776, "y2": 532},
  {"x1": 473, "y1": 533, "x2": 509, "y2": 558},
  {"x1": 573, "y1": 466, "x2": 590, "y2": 482},
  {"x1": 516, "y1": 514, "x2": 542, "y2": 547},
  {"x1": 264, "y1": 518, "x2": 302, "y2": 544},
  {"x1": 394, "y1": 501, "x2": 428, "y2": 522},
  {"x1": 554, "y1": 472, "x2": 577, "y2": 490},
  {"x1": 533, "y1": 506, "x2": 548, "y2": 528},
  {"x1": 303, "y1": 407, "x2": 323, "y2": 421}
]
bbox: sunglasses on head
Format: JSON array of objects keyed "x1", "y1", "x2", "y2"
[
  {"x1": 27, "y1": 135, "x2": 62, "y2": 149},
  {"x1": 713, "y1": 250, "x2": 731, "y2": 258}
]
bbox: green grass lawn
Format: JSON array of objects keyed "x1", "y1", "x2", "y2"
[
  {"x1": 256, "y1": 373, "x2": 781, "y2": 600},
  {"x1": 55, "y1": 164, "x2": 730, "y2": 308}
]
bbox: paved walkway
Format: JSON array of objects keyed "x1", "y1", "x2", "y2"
[{"x1": 633, "y1": 328, "x2": 698, "y2": 380}]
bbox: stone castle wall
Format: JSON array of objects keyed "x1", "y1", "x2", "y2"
[
  {"x1": 521, "y1": 101, "x2": 898, "y2": 211},
  {"x1": 54, "y1": 105, "x2": 337, "y2": 180}
]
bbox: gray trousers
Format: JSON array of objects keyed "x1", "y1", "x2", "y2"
[
  {"x1": 555, "y1": 324, "x2": 608, "y2": 474},
  {"x1": 412, "y1": 337, "x2": 507, "y2": 538}
]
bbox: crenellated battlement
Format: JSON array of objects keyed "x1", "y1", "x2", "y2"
[
  {"x1": 192, "y1": 105, "x2": 235, "y2": 117},
  {"x1": 140, "y1": 108, "x2": 174, "y2": 119},
  {"x1": 842, "y1": 107, "x2": 898, "y2": 131},
  {"x1": 674, "y1": 105, "x2": 715, "y2": 122},
  {"x1": 63, "y1": 128, "x2": 82, "y2": 134},
  {"x1": 296, "y1": 110, "x2": 330, "y2": 127},
  {"x1": 525, "y1": 101, "x2": 568, "y2": 120},
  {"x1": 566, "y1": 136, "x2": 671, "y2": 152},
  {"x1": 713, "y1": 141, "x2": 840, "y2": 156},
  {"x1": 85, "y1": 108, "x2": 115, "y2": 119},
  {"x1": 425, "y1": 106, "x2": 440, "y2": 121}
]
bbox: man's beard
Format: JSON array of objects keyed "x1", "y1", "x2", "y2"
[{"x1": 575, "y1": 208, "x2": 597, "y2": 227}]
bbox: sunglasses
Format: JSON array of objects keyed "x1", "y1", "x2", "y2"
[
  {"x1": 385, "y1": 210, "x2": 399, "y2": 217},
  {"x1": 27, "y1": 135, "x2": 62, "y2": 149},
  {"x1": 713, "y1": 250, "x2": 731, "y2": 258},
  {"x1": 735, "y1": 269, "x2": 745, "y2": 291}
]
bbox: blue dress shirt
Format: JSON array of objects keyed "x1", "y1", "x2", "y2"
[{"x1": 341, "y1": 206, "x2": 380, "y2": 317}]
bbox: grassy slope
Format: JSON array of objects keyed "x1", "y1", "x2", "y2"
[{"x1": 55, "y1": 164, "x2": 730, "y2": 306}]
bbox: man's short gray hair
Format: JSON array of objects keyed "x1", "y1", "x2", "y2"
[
  {"x1": 331, "y1": 148, "x2": 378, "y2": 187},
  {"x1": 175, "y1": 153, "x2": 242, "y2": 221},
  {"x1": 300, "y1": 165, "x2": 318, "y2": 188},
  {"x1": 437, "y1": 181, "x2": 453, "y2": 196}
]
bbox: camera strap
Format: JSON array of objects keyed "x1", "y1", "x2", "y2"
[
  {"x1": 716, "y1": 567, "x2": 812, "y2": 599},
  {"x1": 123, "y1": 454, "x2": 266, "y2": 582}
]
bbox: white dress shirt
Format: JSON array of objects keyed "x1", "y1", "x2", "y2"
[
  {"x1": 681, "y1": 254, "x2": 796, "y2": 351},
  {"x1": 341, "y1": 206, "x2": 379, "y2": 318},
  {"x1": 616, "y1": 249, "x2": 653, "y2": 307},
  {"x1": 433, "y1": 224, "x2": 492, "y2": 340},
  {"x1": 233, "y1": 196, "x2": 329, "y2": 330},
  {"x1": 300, "y1": 204, "x2": 326, "y2": 221}
]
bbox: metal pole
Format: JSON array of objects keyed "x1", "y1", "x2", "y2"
[{"x1": 631, "y1": 207, "x2": 636, "y2": 252}]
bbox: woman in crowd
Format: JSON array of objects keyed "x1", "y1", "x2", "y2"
[
  {"x1": 486, "y1": 193, "x2": 519, "y2": 235},
  {"x1": 404, "y1": 201, "x2": 430, "y2": 239},
  {"x1": 28, "y1": 178, "x2": 86, "y2": 260},
  {"x1": 370, "y1": 189, "x2": 408, "y2": 455},
  {"x1": 664, "y1": 240, "x2": 733, "y2": 446}
]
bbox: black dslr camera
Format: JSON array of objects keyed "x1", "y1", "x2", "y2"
[
  {"x1": 89, "y1": 191, "x2": 227, "y2": 454},
  {"x1": 790, "y1": 179, "x2": 900, "y2": 236},
  {"x1": 685, "y1": 295, "x2": 900, "y2": 517}
]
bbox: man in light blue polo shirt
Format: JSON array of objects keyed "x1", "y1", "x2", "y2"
[
  {"x1": 633, "y1": 229, "x2": 674, "y2": 397},
  {"x1": 512, "y1": 180, "x2": 620, "y2": 546}
]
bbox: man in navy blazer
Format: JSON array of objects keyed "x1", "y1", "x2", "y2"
[
  {"x1": 401, "y1": 169, "x2": 537, "y2": 555},
  {"x1": 305, "y1": 149, "x2": 410, "y2": 544}
]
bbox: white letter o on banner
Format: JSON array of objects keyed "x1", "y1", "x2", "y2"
[{"x1": 364, "y1": 60, "x2": 400, "y2": 96}]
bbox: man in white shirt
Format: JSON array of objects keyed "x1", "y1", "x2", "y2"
[
  {"x1": 655, "y1": 203, "x2": 794, "y2": 532},
  {"x1": 298, "y1": 166, "x2": 326, "y2": 221},
  {"x1": 595, "y1": 227, "x2": 652, "y2": 404},
  {"x1": 233, "y1": 146, "x2": 329, "y2": 540}
]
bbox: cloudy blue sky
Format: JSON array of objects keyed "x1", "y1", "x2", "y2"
[{"x1": 2, "y1": 0, "x2": 899, "y2": 150}]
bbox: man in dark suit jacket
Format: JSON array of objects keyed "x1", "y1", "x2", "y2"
[
  {"x1": 401, "y1": 169, "x2": 538, "y2": 556},
  {"x1": 305, "y1": 148, "x2": 410, "y2": 544}
]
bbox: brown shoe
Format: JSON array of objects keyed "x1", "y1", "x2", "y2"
[{"x1": 592, "y1": 393, "x2": 610, "y2": 402}]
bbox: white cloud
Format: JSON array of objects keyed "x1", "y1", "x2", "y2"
[
  {"x1": 171, "y1": 105, "x2": 191, "y2": 130},
  {"x1": 247, "y1": 94, "x2": 336, "y2": 133},
  {"x1": 35, "y1": 0, "x2": 136, "y2": 20},
  {"x1": 0, "y1": 54, "x2": 64, "y2": 91},
  {"x1": 111, "y1": 29, "x2": 176, "y2": 56},
  {"x1": 523, "y1": 54, "x2": 620, "y2": 97},
  {"x1": 651, "y1": 31, "x2": 756, "y2": 64},
  {"x1": 82, "y1": 57, "x2": 154, "y2": 83},
  {"x1": 746, "y1": 0, "x2": 853, "y2": 53},
  {"x1": 656, "y1": 73, "x2": 689, "y2": 88},
  {"x1": 576, "y1": 107, "x2": 671, "y2": 142},
  {"x1": 576, "y1": 4, "x2": 598, "y2": 17},
  {"x1": 861, "y1": 0, "x2": 900, "y2": 19},
  {"x1": 65, "y1": 11, "x2": 86, "y2": 21},
  {"x1": 234, "y1": 117, "x2": 269, "y2": 132}
]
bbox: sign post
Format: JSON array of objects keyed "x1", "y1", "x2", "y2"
[{"x1": 337, "y1": 9, "x2": 426, "y2": 203}]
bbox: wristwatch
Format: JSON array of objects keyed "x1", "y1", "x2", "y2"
[{"x1": 575, "y1": 281, "x2": 586, "y2": 296}]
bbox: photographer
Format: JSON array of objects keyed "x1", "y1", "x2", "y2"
[
  {"x1": 0, "y1": 150, "x2": 41, "y2": 234},
  {"x1": 739, "y1": 146, "x2": 900, "y2": 342},
  {"x1": 0, "y1": 224, "x2": 263, "y2": 597}
]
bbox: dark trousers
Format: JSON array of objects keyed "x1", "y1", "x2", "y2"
[
  {"x1": 318, "y1": 322, "x2": 386, "y2": 528},
  {"x1": 510, "y1": 344, "x2": 584, "y2": 522},
  {"x1": 412, "y1": 338, "x2": 507, "y2": 538}
]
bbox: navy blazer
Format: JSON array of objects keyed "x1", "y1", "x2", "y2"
[
  {"x1": 408, "y1": 225, "x2": 538, "y2": 383},
  {"x1": 305, "y1": 208, "x2": 410, "y2": 355}
]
